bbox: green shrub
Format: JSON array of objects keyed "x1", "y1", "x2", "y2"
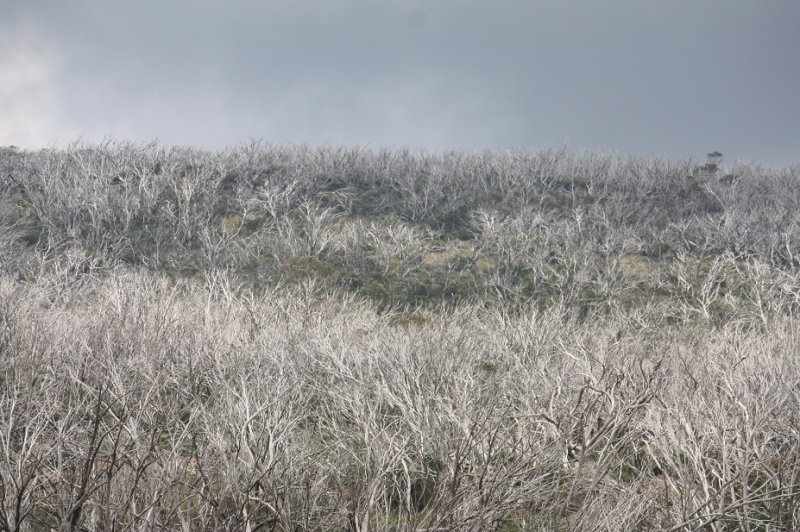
[
  {"x1": 431, "y1": 202, "x2": 475, "y2": 240},
  {"x1": 279, "y1": 255, "x2": 332, "y2": 282}
]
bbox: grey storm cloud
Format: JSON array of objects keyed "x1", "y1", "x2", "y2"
[{"x1": 2, "y1": 0, "x2": 799, "y2": 164}]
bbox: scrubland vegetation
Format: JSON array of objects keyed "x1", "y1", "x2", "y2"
[{"x1": 1, "y1": 141, "x2": 800, "y2": 530}]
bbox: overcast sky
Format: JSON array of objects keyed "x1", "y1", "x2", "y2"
[{"x1": 2, "y1": 0, "x2": 798, "y2": 164}]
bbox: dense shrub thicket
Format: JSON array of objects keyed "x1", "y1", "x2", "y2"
[
  {"x1": 1, "y1": 141, "x2": 800, "y2": 530},
  {"x1": 2, "y1": 141, "x2": 799, "y2": 316}
]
